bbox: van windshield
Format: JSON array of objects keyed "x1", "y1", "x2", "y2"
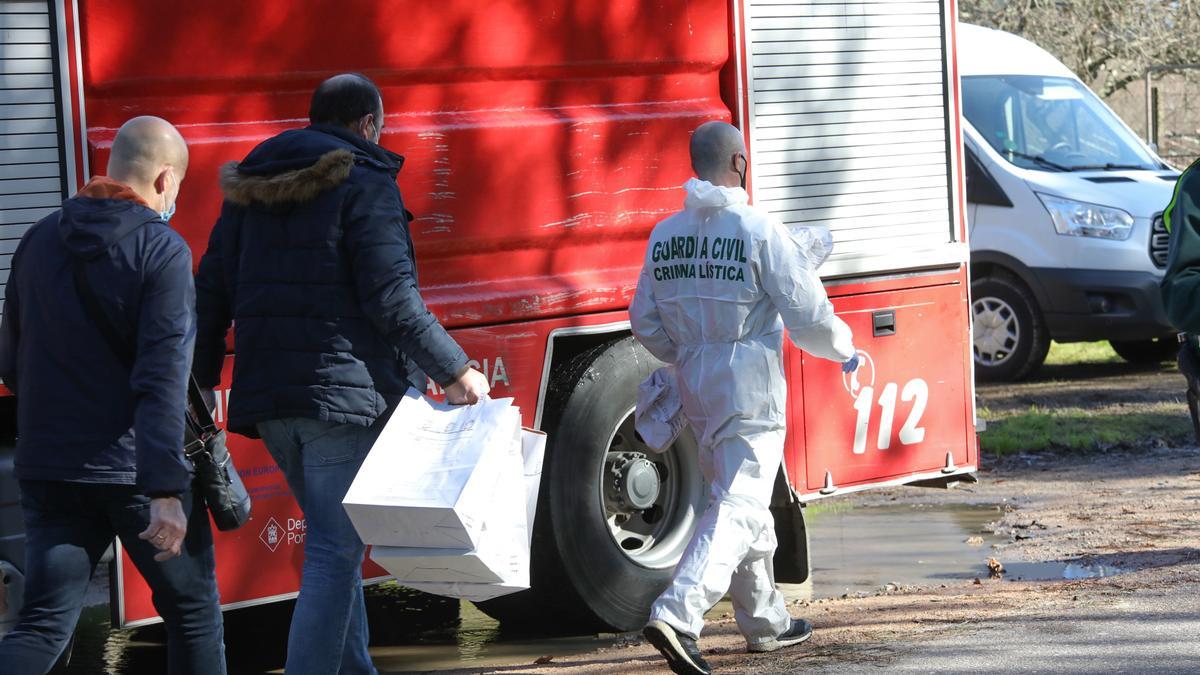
[{"x1": 962, "y1": 75, "x2": 1158, "y2": 172}]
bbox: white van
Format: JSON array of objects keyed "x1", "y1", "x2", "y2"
[{"x1": 960, "y1": 24, "x2": 1178, "y2": 381}]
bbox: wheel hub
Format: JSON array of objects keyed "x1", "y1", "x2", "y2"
[
  {"x1": 599, "y1": 409, "x2": 705, "y2": 569},
  {"x1": 972, "y1": 297, "x2": 1020, "y2": 366},
  {"x1": 605, "y1": 453, "x2": 661, "y2": 513}
]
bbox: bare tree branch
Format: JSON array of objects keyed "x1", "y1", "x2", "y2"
[{"x1": 961, "y1": 0, "x2": 1200, "y2": 96}]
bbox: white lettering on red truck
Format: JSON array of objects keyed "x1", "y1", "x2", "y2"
[
  {"x1": 427, "y1": 356, "x2": 510, "y2": 395},
  {"x1": 845, "y1": 350, "x2": 929, "y2": 455}
]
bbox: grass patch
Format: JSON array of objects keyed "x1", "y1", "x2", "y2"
[
  {"x1": 979, "y1": 403, "x2": 1193, "y2": 454},
  {"x1": 1043, "y1": 341, "x2": 1122, "y2": 366}
]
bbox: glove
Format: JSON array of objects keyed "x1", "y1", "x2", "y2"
[{"x1": 842, "y1": 355, "x2": 860, "y2": 373}]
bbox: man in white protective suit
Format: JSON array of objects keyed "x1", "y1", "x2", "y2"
[{"x1": 632, "y1": 121, "x2": 859, "y2": 675}]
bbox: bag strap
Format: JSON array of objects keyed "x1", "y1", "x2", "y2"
[
  {"x1": 72, "y1": 259, "x2": 216, "y2": 433},
  {"x1": 187, "y1": 375, "x2": 218, "y2": 432},
  {"x1": 72, "y1": 261, "x2": 136, "y2": 368}
]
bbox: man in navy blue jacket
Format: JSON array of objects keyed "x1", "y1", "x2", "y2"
[
  {"x1": 0, "y1": 117, "x2": 225, "y2": 674},
  {"x1": 193, "y1": 73, "x2": 488, "y2": 674}
]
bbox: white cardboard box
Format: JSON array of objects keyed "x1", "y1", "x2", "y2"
[
  {"x1": 370, "y1": 427, "x2": 547, "y2": 601},
  {"x1": 343, "y1": 392, "x2": 520, "y2": 549}
]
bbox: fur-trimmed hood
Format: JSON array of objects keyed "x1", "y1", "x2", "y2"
[
  {"x1": 220, "y1": 124, "x2": 403, "y2": 206},
  {"x1": 221, "y1": 149, "x2": 354, "y2": 206}
]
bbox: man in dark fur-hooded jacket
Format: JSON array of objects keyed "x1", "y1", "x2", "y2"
[{"x1": 193, "y1": 73, "x2": 489, "y2": 675}]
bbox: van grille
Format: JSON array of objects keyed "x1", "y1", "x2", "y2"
[{"x1": 1151, "y1": 213, "x2": 1170, "y2": 268}]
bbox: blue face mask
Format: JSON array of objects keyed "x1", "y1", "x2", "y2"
[{"x1": 160, "y1": 170, "x2": 177, "y2": 222}]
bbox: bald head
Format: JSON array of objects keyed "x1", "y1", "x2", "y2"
[
  {"x1": 108, "y1": 116, "x2": 188, "y2": 185},
  {"x1": 107, "y1": 116, "x2": 188, "y2": 215},
  {"x1": 690, "y1": 121, "x2": 746, "y2": 188}
]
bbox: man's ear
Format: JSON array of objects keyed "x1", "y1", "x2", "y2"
[
  {"x1": 358, "y1": 113, "x2": 374, "y2": 141},
  {"x1": 153, "y1": 167, "x2": 171, "y2": 195}
]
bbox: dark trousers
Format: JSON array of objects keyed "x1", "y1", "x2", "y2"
[{"x1": 0, "y1": 480, "x2": 226, "y2": 675}]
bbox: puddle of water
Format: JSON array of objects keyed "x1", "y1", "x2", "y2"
[
  {"x1": 57, "y1": 585, "x2": 618, "y2": 674},
  {"x1": 807, "y1": 502, "x2": 1003, "y2": 596},
  {"x1": 370, "y1": 602, "x2": 622, "y2": 673},
  {"x1": 703, "y1": 502, "x2": 1006, "y2": 619},
  {"x1": 998, "y1": 561, "x2": 1127, "y2": 581}
]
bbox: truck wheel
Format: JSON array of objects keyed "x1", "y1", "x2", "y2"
[
  {"x1": 476, "y1": 337, "x2": 707, "y2": 632},
  {"x1": 971, "y1": 275, "x2": 1049, "y2": 382},
  {"x1": 1110, "y1": 338, "x2": 1178, "y2": 364}
]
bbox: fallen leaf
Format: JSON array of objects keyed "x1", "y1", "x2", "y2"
[
  {"x1": 987, "y1": 558, "x2": 1005, "y2": 578},
  {"x1": 965, "y1": 536, "x2": 985, "y2": 546}
]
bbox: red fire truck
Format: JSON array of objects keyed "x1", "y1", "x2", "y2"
[{"x1": 0, "y1": 0, "x2": 977, "y2": 633}]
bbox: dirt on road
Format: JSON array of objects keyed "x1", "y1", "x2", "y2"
[{"x1": 482, "y1": 363, "x2": 1200, "y2": 674}]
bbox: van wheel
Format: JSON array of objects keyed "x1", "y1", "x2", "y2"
[
  {"x1": 1110, "y1": 338, "x2": 1178, "y2": 364},
  {"x1": 971, "y1": 275, "x2": 1049, "y2": 382},
  {"x1": 476, "y1": 337, "x2": 707, "y2": 632}
]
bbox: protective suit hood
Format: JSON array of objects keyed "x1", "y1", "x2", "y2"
[{"x1": 683, "y1": 178, "x2": 748, "y2": 210}]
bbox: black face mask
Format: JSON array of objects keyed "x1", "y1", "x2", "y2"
[{"x1": 735, "y1": 153, "x2": 748, "y2": 190}]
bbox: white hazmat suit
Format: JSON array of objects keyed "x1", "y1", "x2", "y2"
[{"x1": 630, "y1": 178, "x2": 855, "y2": 646}]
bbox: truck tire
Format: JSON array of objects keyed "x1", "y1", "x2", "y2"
[
  {"x1": 477, "y1": 337, "x2": 707, "y2": 632},
  {"x1": 971, "y1": 275, "x2": 1049, "y2": 382}
]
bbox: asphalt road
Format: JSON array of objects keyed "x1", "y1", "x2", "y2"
[{"x1": 865, "y1": 587, "x2": 1200, "y2": 674}]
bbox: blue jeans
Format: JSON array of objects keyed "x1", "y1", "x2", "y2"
[
  {"x1": 258, "y1": 417, "x2": 383, "y2": 675},
  {"x1": 0, "y1": 481, "x2": 225, "y2": 675}
]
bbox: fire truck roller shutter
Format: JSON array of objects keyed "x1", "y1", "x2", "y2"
[
  {"x1": 478, "y1": 337, "x2": 710, "y2": 632},
  {"x1": 744, "y1": 0, "x2": 960, "y2": 277},
  {"x1": 0, "y1": 1, "x2": 67, "y2": 330}
]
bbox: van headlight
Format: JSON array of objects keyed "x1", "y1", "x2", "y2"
[{"x1": 1037, "y1": 194, "x2": 1134, "y2": 240}]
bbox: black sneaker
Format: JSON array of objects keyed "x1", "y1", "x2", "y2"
[
  {"x1": 643, "y1": 620, "x2": 712, "y2": 675},
  {"x1": 747, "y1": 618, "x2": 813, "y2": 653}
]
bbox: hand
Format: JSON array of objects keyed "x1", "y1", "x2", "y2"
[
  {"x1": 138, "y1": 496, "x2": 188, "y2": 562},
  {"x1": 842, "y1": 355, "x2": 860, "y2": 373},
  {"x1": 444, "y1": 367, "x2": 490, "y2": 405}
]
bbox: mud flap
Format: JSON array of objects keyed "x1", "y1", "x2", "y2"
[{"x1": 769, "y1": 467, "x2": 810, "y2": 584}]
